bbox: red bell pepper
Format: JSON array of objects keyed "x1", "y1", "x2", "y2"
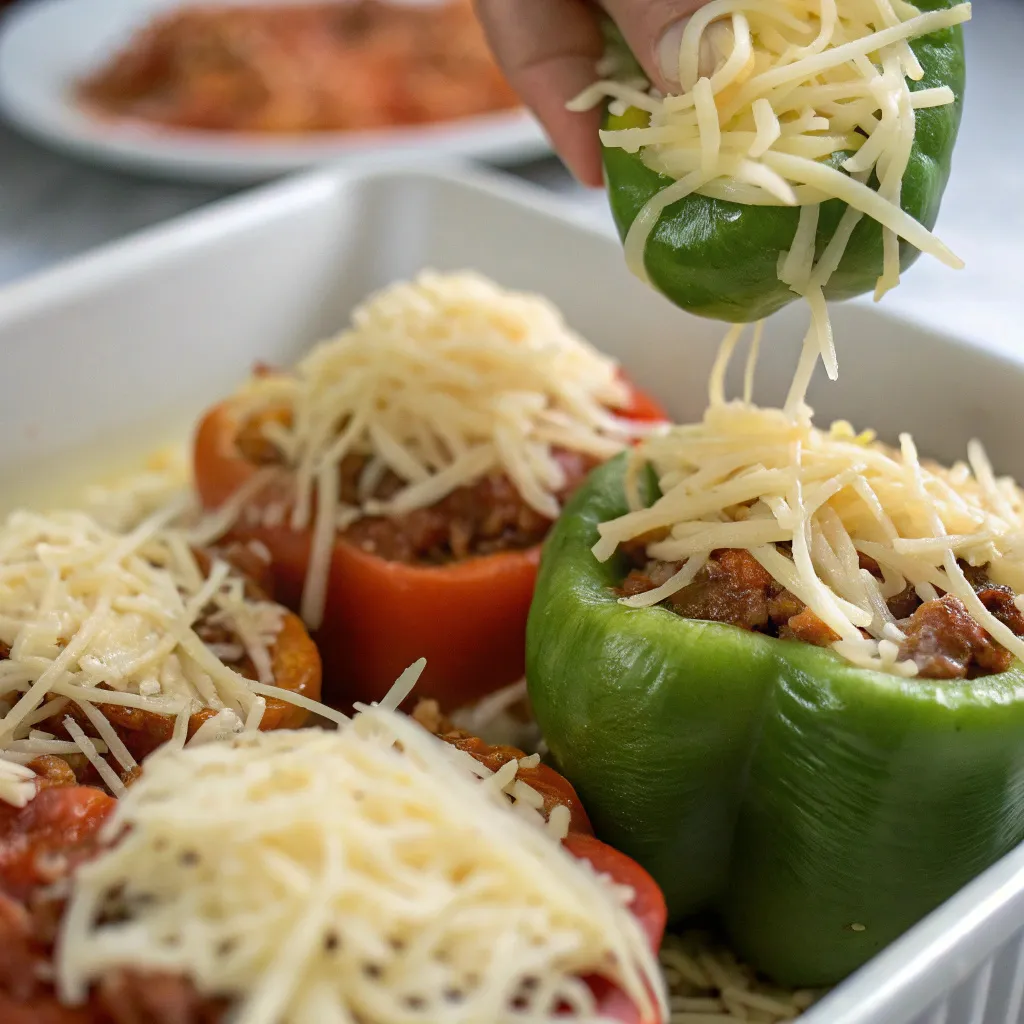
[{"x1": 193, "y1": 375, "x2": 665, "y2": 710}]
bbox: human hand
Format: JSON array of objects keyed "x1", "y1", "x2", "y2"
[{"x1": 474, "y1": 0, "x2": 712, "y2": 187}]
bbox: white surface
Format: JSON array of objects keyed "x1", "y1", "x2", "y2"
[
  {"x1": 1, "y1": 165, "x2": 1024, "y2": 1022},
  {"x1": 0, "y1": 0, "x2": 550, "y2": 184}
]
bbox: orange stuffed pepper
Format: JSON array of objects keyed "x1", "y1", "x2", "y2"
[{"x1": 193, "y1": 271, "x2": 665, "y2": 709}]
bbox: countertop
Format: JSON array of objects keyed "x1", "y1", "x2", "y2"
[{"x1": 0, "y1": 0, "x2": 1021, "y2": 358}]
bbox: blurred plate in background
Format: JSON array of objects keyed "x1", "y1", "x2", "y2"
[{"x1": 0, "y1": 0, "x2": 550, "y2": 183}]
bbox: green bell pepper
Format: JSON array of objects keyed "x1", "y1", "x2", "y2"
[
  {"x1": 526, "y1": 454, "x2": 1024, "y2": 987},
  {"x1": 600, "y1": 1, "x2": 967, "y2": 322}
]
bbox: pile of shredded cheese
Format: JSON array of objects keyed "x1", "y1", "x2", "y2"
[
  {"x1": 660, "y1": 932, "x2": 822, "y2": 1022},
  {"x1": 232, "y1": 270, "x2": 649, "y2": 627},
  {"x1": 571, "y1": 0, "x2": 971, "y2": 379},
  {"x1": 57, "y1": 701, "x2": 666, "y2": 1024},
  {"x1": 0, "y1": 507, "x2": 293, "y2": 797},
  {"x1": 595, "y1": 328, "x2": 1024, "y2": 676}
]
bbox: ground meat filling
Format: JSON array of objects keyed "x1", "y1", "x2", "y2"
[
  {"x1": 620, "y1": 547, "x2": 1024, "y2": 680},
  {"x1": 237, "y1": 408, "x2": 596, "y2": 564}
]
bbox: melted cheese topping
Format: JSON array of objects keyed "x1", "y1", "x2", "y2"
[
  {"x1": 232, "y1": 270, "x2": 649, "y2": 628},
  {"x1": 595, "y1": 331, "x2": 1024, "y2": 676},
  {"x1": 0, "y1": 507, "x2": 288, "y2": 793},
  {"x1": 571, "y1": 0, "x2": 971, "y2": 379},
  {"x1": 57, "y1": 707, "x2": 665, "y2": 1024}
]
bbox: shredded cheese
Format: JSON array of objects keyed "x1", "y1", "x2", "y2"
[
  {"x1": 75, "y1": 698, "x2": 138, "y2": 773},
  {"x1": 63, "y1": 717, "x2": 126, "y2": 796},
  {"x1": 230, "y1": 270, "x2": 653, "y2": 629},
  {"x1": 571, "y1": 0, "x2": 971, "y2": 378},
  {"x1": 596, "y1": 328, "x2": 1024, "y2": 676},
  {"x1": 0, "y1": 758, "x2": 38, "y2": 808},
  {"x1": 0, "y1": 507, "x2": 289, "y2": 790},
  {"x1": 660, "y1": 931, "x2": 823, "y2": 1022},
  {"x1": 57, "y1": 707, "x2": 666, "y2": 1024}
]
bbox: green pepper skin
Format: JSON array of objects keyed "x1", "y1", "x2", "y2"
[
  {"x1": 602, "y1": 0, "x2": 967, "y2": 322},
  {"x1": 526, "y1": 455, "x2": 1024, "y2": 986}
]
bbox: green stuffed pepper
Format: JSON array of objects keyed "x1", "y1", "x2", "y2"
[
  {"x1": 526, "y1": 453, "x2": 1024, "y2": 988},
  {"x1": 597, "y1": 1, "x2": 968, "y2": 322}
]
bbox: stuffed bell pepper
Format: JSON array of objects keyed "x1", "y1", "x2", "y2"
[
  {"x1": 193, "y1": 270, "x2": 665, "y2": 709},
  {"x1": 527, "y1": 359, "x2": 1024, "y2": 988},
  {"x1": 571, "y1": 0, "x2": 969, "y2": 368},
  {"x1": 0, "y1": 683, "x2": 667, "y2": 1024},
  {"x1": 0, "y1": 508, "x2": 322, "y2": 789}
]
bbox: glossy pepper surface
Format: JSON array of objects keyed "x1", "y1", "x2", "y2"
[
  {"x1": 601, "y1": 0, "x2": 967, "y2": 323},
  {"x1": 526, "y1": 454, "x2": 1024, "y2": 987}
]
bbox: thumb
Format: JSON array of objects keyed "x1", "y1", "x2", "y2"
[{"x1": 599, "y1": 0, "x2": 718, "y2": 94}]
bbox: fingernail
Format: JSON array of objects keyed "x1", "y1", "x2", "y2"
[
  {"x1": 657, "y1": 16, "x2": 731, "y2": 92},
  {"x1": 656, "y1": 18, "x2": 691, "y2": 90}
]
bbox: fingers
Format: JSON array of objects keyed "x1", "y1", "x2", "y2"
[
  {"x1": 474, "y1": 0, "x2": 605, "y2": 187},
  {"x1": 474, "y1": 0, "x2": 718, "y2": 184},
  {"x1": 598, "y1": 0, "x2": 713, "y2": 92}
]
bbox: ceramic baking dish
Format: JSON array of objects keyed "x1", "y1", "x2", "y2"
[{"x1": 0, "y1": 165, "x2": 1022, "y2": 1024}]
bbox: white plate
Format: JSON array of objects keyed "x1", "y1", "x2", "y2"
[{"x1": 0, "y1": 0, "x2": 550, "y2": 183}]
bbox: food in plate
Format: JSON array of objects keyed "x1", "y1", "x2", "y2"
[
  {"x1": 0, "y1": 507, "x2": 322, "y2": 784},
  {"x1": 572, "y1": 0, "x2": 970, "y2": 375},
  {"x1": 0, "y1": 684, "x2": 666, "y2": 1024},
  {"x1": 526, "y1": 332, "x2": 1024, "y2": 986},
  {"x1": 193, "y1": 271, "x2": 665, "y2": 707},
  {"x1": 76, "y1": 0, "x2": 520, "y2": 135}
]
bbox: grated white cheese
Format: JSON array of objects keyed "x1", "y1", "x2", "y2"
[
  {"x1": 57, "y1": 708, "x2": 666, "y2": 1024},
  {"x1": 571, "y1": 0, "x2": 971, "y2": 379},
  {"x1": 660, "y1": 931, "x2": 822, "y2": 1022},
  {"x1": 0, "y1": 507, "x2": 290, "y2": 781},
  {"x1": 0, "y1": 757, "x2": 38, "y2": 808},
  {"x1": 229, "y1": 271, "x2": 654, "y2": 629},
  {"x1": 187, "y1": 708, "x2": 245, "y2": 747},
  {"x1": 75, "y1": 699, "x2": 138, "y2": 774},
  {"x1": 63, "y1": 717, "x2": 126, "y2": 797},
  {"x1": 597, "y1": 329, "x2": 1024, "y2": 676}
]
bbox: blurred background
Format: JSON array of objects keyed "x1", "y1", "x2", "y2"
[{"x1": 0, "y1": 0, "x2": 1019, "y2": 357}]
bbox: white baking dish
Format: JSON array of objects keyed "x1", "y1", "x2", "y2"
[{"x1": 0, "y1": 165, "x2": 1022, "y2": 1024}]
